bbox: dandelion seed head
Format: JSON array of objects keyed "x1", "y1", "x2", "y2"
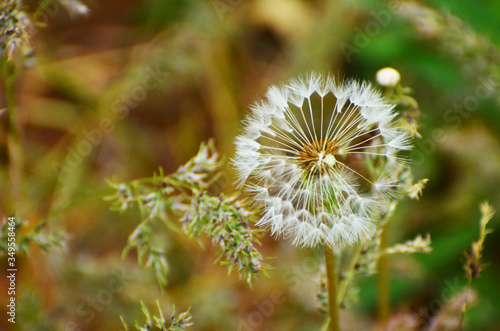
[{"x1": 233, "y1": 73, "x2": 411, "y2": 247}]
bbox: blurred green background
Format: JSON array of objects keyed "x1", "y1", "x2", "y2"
[{"x1": 1, "y1": 0, "x2": 499, "y2": 330}]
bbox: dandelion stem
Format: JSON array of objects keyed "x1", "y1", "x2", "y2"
[
  {"x1": 324, "y1": 245, "x2": 341, "y2": 331},
  {"x1": 320, "y1": 318, "x2": 331, "y2": 331},
  {"x1": 378, "y1": 223, "x2": 390, "y2": 321}
]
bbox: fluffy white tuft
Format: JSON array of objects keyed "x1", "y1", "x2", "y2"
[{"x1": 233, "y1": 73, "x2": 411, "y2": 248}]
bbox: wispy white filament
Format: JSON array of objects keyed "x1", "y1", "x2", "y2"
[{"x1": 233, "y1": 73, "x2": 411, "y2": 248}]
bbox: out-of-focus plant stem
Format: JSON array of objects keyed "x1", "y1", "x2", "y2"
[
  {"x1": 5, "y1": 66, "x2": 24, "y2": 216},
  {"x1": 378, "y1": 223, "x2": 389, "y2": 321},
  {"x1": 291, "y1": 0, "x2": 346, "y2": 74},
  {"x1": 45, "y1": 50, "x2": 155, "y2": 218},
  {"x1": 325, "y1": 245, "x2": 340, "y2": 331},
  {"x1": 33, "y1": 0, "x2": 55, "y2": 20},
  {"x1": 337, "y1": 242, "x2": 363, "y2": 303},
  {"x1": 202, "y1": 42, "x2": 240, "y2": 155}
]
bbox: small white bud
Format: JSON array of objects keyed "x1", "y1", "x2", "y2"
[{"x1": 376, "y1": 67, "x2": 401, "y2": 87}]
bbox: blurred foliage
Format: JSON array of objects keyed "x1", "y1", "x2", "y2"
[
  {"x1": 0, "y1": 217, "x2": 65, "y2": 256},
  {"x1": 0, "y1": 0, "x2": 499, "y2": 330}
]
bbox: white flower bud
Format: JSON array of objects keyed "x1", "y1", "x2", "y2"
[{"x1": 376, "y1": 67, "x2": 401, "y2": 87}]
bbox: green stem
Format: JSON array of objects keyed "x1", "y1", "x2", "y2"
[
  {"x1": 33, "y1": 0, "x2": 55, "y2": 20},
  {"x1": 320, "y1": 318, "x2": 331, "y2": 331},
  {"x1": 324, "y1": 245, "x2": 341, "y2": 331},
  {"x1": 5, "y1": 66, "x2": 24, "y2": 216},
  {"x1": 337, "y1": 242, "x2": 363, "y2": 303},
  {"x1": 378, "y1": 223, "x2": 390, "y2": 321},
  {"x1": 459, "y1": 280, "x2": 473, "y2": 331}
]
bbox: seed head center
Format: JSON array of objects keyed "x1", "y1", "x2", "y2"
[
  {"x1": 323, "y1": 154, "x2": 337, "y2": 166},
  {"x1": 298, "y1": 139, "x2": 339, "y2": 172}
]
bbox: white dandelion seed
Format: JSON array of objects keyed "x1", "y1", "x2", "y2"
[{"x1": 233, "y1": 73, "x2": 411, "y2": 248}]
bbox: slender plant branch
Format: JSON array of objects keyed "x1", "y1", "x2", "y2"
[
  {"x1": 378, "y1": 223, "x2": 389, "y2": 321},
  {"x1": 320, "y1": 318, "x2": 331, "y2": 331},
  {"x1": 5, "y1": 66, "x2": 24, "y2": 216},
  {"x1": 337, "y1": 242, "x2": 363, "y2": 303}
]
